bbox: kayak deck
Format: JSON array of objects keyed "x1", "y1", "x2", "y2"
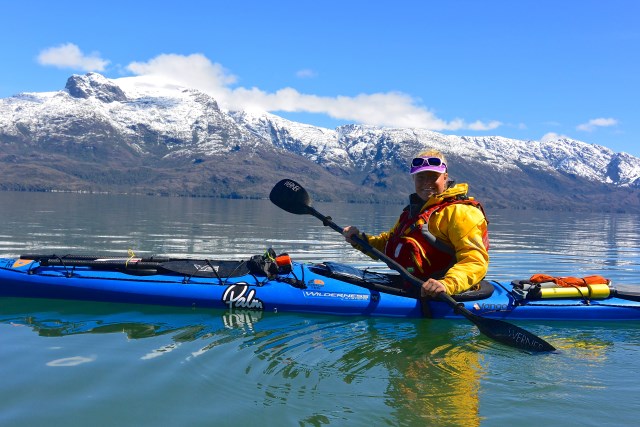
[{"x1": 1, "y1": 257, "x2": 639, "y2": 320}]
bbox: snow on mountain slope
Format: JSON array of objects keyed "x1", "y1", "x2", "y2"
[
  {"x1": 229, "y1": 110, "x2": 352, "y2": 170},
  {"x1": 1, "y1": 72, "x2": 639, "y2": 189},
  {"x1": 0, "y1": 73, "x2": 261, "y2": 159}
]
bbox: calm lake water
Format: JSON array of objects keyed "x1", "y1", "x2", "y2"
[{"x1": 1, "y1": 191, "x2": 639, "y2": 426}]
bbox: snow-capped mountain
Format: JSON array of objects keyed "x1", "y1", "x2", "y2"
[
  {"x1": 1, "y1": 72, "x2": 639, "y2": 211},
  {"x1": 232, "y1": 110, "x2": 640, "y2": 188}
]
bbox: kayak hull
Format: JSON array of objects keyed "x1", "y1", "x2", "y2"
[{"x1": 1, "y1": 258, "x2": 639, "y2": 320}]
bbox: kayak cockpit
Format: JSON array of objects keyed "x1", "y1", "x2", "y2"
[{"x1": 309, "y1": 262, "x2": 495, "y2": 301}]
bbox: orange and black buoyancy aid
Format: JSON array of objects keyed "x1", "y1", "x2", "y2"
[{"x1": 384, "y1": 197, "x2": 488, "y2": 280}]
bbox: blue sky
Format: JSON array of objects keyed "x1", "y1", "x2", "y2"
[{"x1": 2, "y1": 0, "x2": 639, "y2": 156}]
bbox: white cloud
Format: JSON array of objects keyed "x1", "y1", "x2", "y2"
[
  {"x1": 296, "y1": 69, "x2": 317, "y2": 78},
  {"x1": 124, "y1": 53, "x2": 501, "y2": 131},
  {"x1": 467, "y1": 120, "x2": 503, "y2": 131},
  {"x1": 127, "y1": 53, "x2": 237, "y2": 89},
  {"x1": 229, "y1": 88, "x2": 484, "y2": 130},
  {"x1": 37, "y1": 43, "x2": 109, "y2": 72},
  {"x1": 576, "y1": 117, "x2": 618, "y2": 132},
  {"x1": 540, "y1": 132, "x2": 570, "y2": 142}
]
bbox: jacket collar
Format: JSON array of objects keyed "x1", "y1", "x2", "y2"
[{"x1": 408, "y1": 183, "x2": 469, "y2": 217}]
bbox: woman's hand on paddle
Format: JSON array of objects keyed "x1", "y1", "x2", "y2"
[
  {"x1": 342, "y1": 226, "x2": 361, "y2": 244},
  {"x1": 421, "y1": 278, "x2": 447, "y2": 298}
]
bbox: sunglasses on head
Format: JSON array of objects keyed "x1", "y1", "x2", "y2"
[{"x1": 411, "y1": 157, "x2": 445, "y2": 168}]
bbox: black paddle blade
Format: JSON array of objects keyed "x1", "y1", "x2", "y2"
[
  {"x1": 471, "y1": 314, "x2": 556, "y2": 353},
  {"x1": 440, "y1": 293, "x2": 555, "y2": 352},
  {"x1": 269, "y1": 179, "x2": 312, "y2": 215}
]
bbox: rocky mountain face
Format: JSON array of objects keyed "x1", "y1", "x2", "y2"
[{"x1": 1, "y1": 72, "x2": 639, "y2": 212}]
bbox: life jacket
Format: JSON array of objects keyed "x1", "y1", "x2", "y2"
[{"x1": 384, "y1": 197, "x2": 488, "y2": 280}]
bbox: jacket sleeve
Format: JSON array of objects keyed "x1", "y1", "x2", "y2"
[
  {"x1": 366, "y1": 231, "x2": 390, "y2": 253},
  {"x1": 359, "y1": 220, "x2": 399, "y2": 259},
  {"x1": 431, "y1": 204, "x2": 489, "y2": 294}
]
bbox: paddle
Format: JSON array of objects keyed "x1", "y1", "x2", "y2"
[
  {"x1": 20, "y1": 254, "x2": 180, "y2": 263},
  {"x1": 22, "y1": 256, "x2": 249, "y2": 278},
  {"x1": 269, "y1": 178, "x2": 556, "y2": 353}
]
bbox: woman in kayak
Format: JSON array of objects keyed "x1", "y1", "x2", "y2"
[{"x1": 343, "y1": 149, "x2": 489, "y2": 298}]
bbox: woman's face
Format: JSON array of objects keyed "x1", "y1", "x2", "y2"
[{"x1": 413, "y1": 171, "x2": 448, "y2": 201}]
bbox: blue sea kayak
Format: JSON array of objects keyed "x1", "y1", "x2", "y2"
[{"x1": 1, "y1": 255, "x2": 639, "y2": 320}]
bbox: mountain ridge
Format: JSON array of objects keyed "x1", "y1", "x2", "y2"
[{"x1": 1, "y1": 72, "x2": 639, "y2": 212}]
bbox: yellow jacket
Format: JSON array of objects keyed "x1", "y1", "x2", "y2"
[{"x1": 366, "y1": 183, "x2": 489, "y2": 295}]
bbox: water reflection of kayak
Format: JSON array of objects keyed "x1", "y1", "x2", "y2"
[
  {"x1": 0, "y1": 296, "x2": 265, "y2": 340},
  {"x1": 2, "y1": 256, "x2": 640, "y2": 321}
]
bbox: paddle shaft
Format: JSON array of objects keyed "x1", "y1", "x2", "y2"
[
  {"x1": 34, "y1": 258, "x2": 164, "y2": 270},
  {"x1": 23, "y1": 257, "x2": 236, "y2": 278},
  {"x1": 21, "y1": 254, "x2": 179, "y2": 263}
]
